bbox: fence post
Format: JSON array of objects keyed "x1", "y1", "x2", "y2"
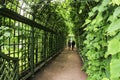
[
  {"x1": 29, "y1": 9, "x2": 36, "y2": 77},
  {"x1": 0, "y1": 16, "x2": 2, "y2": 52},
  {"x1": 44, "y1": 32, "x2": 47, "y2": 60},
  {"x1": 30, "y1": 27, "x2": 35, "y2": 77}
]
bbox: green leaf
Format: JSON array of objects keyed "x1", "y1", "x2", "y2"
[
  {"x1": 110, "y1": 58, "x2": 120, "y2": 80},
  {"x1": 0, "y1": 36, "x2": 3, "y2": 41},
  {"x1": 98, "y1": 0, "x2": 110, "y2": 12},
  {"x1": 92, "y1": 6, "x2": 98, "y2": 12},
  {"x1": 102, "y1": 78, "x2": 109, "y2": 80},
  {"x1": 114, "y1": 32, "x2": 120, "y2": 39},
  {"x1": 107, "y1": 15, "x2": 115, "y2": 22},
  {"x1": 107, "y1": 19, "x2": 120, "y2": 33},
  {"x1": 113, "y1": 6, "x2": 120, "y2": 18},
  {"x1": 3, "y1": 32, "x2": 11, "y2": 37},
  {"x1": 105, "y1": 39, "x2": 120, "y2": 57},
  {"x1": 112, "y1": 0, "x2": 120, "y2": 5},
  {"x1": 102, "y1": 0, "x2": 110, "y2": 6},
  {"x1": 88, "y1": 11, "x2": 94, "y2": 17},
  {"x1": 85, "y1": 19, "x2": 91, "y2": 24}
]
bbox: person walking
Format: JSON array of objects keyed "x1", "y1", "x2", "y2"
[
  {"x1": 68, "y1": 40, "x2": 71, "y2": 50},
  {"x1": 72, "y1": 40, "x2": 75, "y2": 50}
]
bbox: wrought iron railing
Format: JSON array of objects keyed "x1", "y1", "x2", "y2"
[{"x1": 0, "y1": 52, "x2": 19, "y2": 80}]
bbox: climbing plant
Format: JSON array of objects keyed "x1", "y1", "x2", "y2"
[{"x1": 73, "y1": 0, "x2": 120, "y2": 80}]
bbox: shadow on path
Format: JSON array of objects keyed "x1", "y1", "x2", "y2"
[{"x1": 28, "y1": 48, "x2": 87, "y2": 80}]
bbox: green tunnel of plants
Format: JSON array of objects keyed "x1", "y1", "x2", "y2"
[{"x1": 0, "y1": 0, "x2": 120, "y2": 80}]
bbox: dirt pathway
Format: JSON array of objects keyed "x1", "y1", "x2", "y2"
[{"x1": 29, "y1": 48, "x2": 87, "y2": 80}]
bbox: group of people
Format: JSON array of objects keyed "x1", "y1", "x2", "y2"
[{"x1": 68, "y1": 40, "x2": 75, "y2": 50}]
